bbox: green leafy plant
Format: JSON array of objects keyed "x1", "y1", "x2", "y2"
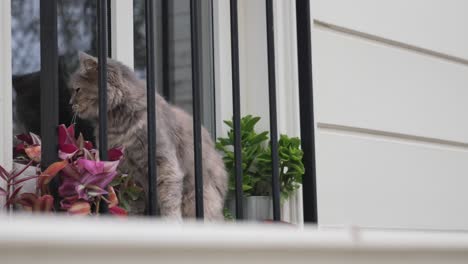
[
  {"x1": 216, "y1": 115, "x2": 304, "y2": 201},
  {"x1": 109, "y1": 173, "x2": 145, "y2": 212}
]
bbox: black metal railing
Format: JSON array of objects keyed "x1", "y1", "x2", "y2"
[
  {"x1": 39, "y1": 0, "x2": 317, "y2": 223},
  {"x1": 39, "y1": 0, "x2": 60, "y2": 207}
]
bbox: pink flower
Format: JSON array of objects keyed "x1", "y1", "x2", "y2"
[
  {"x1": 58, "y1": 158, "x2": 120, "y2": 207},
  {"x1": 58, "y1": 124, "x2": 94, "y2": 160}
]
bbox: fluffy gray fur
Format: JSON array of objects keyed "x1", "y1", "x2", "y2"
[{"x1": 69, "y1": 52, "x2": 227, "y2": 220}]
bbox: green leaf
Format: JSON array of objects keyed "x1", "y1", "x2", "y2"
[
  {"x1": 223, "y1": 120, "x2": 234, "y2": 128},
  {"x1": 242, "y1": 184, "x2": 253, "y2": 191},
  {"x1": 126, "y1": 186, "x2": 143, "y2": 201},
  {"x1": 243, "y1": 116, "x2": 261, "y2": 132}
]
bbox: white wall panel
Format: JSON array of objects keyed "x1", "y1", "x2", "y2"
[
  {"x1": 317, "y1": 129, "x2": 468, "y2": 230},
  {"x1": 312, "y1": 0, "x2": 468, "y2": 61},
  {"x1": 313, "y1": 27, "x2": 468, "y2": 144}
]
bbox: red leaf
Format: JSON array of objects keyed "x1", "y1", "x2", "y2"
[
  {"x1": 14, "y1": 143, "x2": 26, "y2": 155},
  {"x1": 58, "y1": 124, "x2": 76, "y2": 145},
  {"x1": 108, "y1": 147, "x2": 124, "y2": 161},
  {"x1": 7, "y1": 185, "x2": 24, "y2": 205},
  {"x1": 34, "y1": 195, "x2": 54, "y2": 212},
  {"x1": 107, "y1": 186, "x2": 118, "y2": 208},
  {"x1": 16, "y1": 133, "x2": 33, "y2": 145},
  {"x1": 84, "y1": 141, "x2": 93, "y2": 150},
  {"x1": 25, "y1": 145, "x2": 41, "y2": 163},
  {"x1": 61, "y1": 164, "x2": 81, "y2": 180},
  {"x1": 0, "y1": 165, "x2": 8, "y2": 181},
  {"x1": 38, "y1": 160, "x2": 68, "y2": 191},
  {"x1": 14, "y1": 175, "x2": 39, "y2": 185},
  {"x1": 60, "y1": 144, "x2": 79, "y2": 153},
  {"x1": 68, "y1": 201, "x2": 91, "y2": 215},
  {"x1": 16, "y1": 193, "x2": 37, "y2": 210},
  {"x1": 109, "y1": 206, "x2": 128, "y2": 217},
  {"x1": 67, "y1": 125, "x2": 75, "y2": 138},
  {"x1": 58, "y1": 124, "x2": 67, "y2": 145},
  {"x1": 11, "y1": 160, "x2": 33, "y2": 181}
]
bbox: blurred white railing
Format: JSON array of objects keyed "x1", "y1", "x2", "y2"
[{"x1": 1, "y1": 215, "x2": 468, "y2": 264}]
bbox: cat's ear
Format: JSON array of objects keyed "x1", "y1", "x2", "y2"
[{"x1": 78, "y1": 51, "x2": 98, "y2": 74}]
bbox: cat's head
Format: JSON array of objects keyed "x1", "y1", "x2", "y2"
[{"x1": 69, "y1": 52, "x2": 131, "y2": 120}]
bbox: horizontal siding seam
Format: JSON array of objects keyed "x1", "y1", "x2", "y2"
[
  {"x1": 314, "y1": 20, "x2": 468, "y2": 67},
  {"x1": 318, "y1": 123, "x2": 468, "y2": 152}
]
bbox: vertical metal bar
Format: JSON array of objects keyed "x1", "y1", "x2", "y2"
[
  {"x1": 98, "y1": 0, "x2": 108, "y2": 161},
  {"x1": 190, "y1": 0, "x2": 204, "y2": 219},
  {"x1": 296, "y1": 0, "x2": 317, "y2": 223},
  {"x1": 161, "y1": 0, "x2": 172, "y2": 103},
  {"x1": 40, "y1": 0, "x2": 59, "y2": 207},
  {"x1": 265, "y1": 0, "x2": 281, "y2": 221},
  {"x1": 200, "y1": 0, "x2": 216, "y2": 138},
  {"x1": 97, "y1": 0, "x2": 109, "y2": 214},
  {"x1": 145, "y1": 0, "x2": 160, "y2": 216},
  {"x1": 230, "y1": 0, "x2": 243, "y2": 220},
  {"x1": 107, "y1": 0, "x2": 112, "y2": 57}
]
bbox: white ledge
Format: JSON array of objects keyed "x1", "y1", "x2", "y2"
[{"x1": 1, "y1": 215, "x2": 468, "y2": 263}]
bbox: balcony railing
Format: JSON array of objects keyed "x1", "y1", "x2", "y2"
[{"x1": 38, "y1": 0, "x2": 317, "y2": 222}]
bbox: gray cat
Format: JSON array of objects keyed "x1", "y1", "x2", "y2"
[{"x1": 69, "y1": 52, "x2": 227, "y2": 221}]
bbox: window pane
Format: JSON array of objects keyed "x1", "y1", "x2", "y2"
[{"x1": 12, "y1": 0, "x2": 96, "y2": 142}]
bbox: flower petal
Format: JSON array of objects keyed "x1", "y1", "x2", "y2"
[
  {"x1": 82, "y1": 171, "x2": 118, "y2": 189},
  {"x1": 77, "y1": 159, "x2": 104, "y2": 175},
  {"x1": 102, "y1": 160, "x2": 120, "y2": 173},
  {"x1": 59, "y1": 179, "x2": 79, "y2": 198},
  {"x1": 68, "y1": 201, "x2": 91, "y2": 215},
  {"x1": 75, "y1": 184, "x2": 89, "y2": 200}
]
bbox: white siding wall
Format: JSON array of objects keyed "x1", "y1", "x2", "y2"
[{"x1": 312, "y1": 0, "x2": 468, "y2": 230}]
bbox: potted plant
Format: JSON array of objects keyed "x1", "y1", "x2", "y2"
[
  {"x1": 1, "y1": 124, "x2": 142, "y2": 216},
  {"x1": 216, "y1": 115, "x2": 304, "y2": 221}
]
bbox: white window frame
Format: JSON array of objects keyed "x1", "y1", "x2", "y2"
[
  {"x1": 0, "y1": 0, "x2": 12, "y2": 208},
  {"x1": 110, "y1": 0, "x2": 134, "y2": 69},
  {"x1": 214, "y1": 0, "x2": 304, "y2": 224}
]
